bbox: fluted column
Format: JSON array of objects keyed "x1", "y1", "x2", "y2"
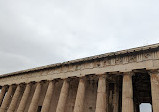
[
  {"x1": 149, "y1": 70, "x2": 159, "y2": 112},
  {"x1": 17, "y1": 83, "x2": 32, "y2": 112},
  {"x1": 0, "y1": 86, "x2": 7, "y2": 106},
  {"x1": 73, "y1": 77, "x2": 86, "y2": 112},
  {"x1": 28, "y1": 82, "x2": 42, "y2": 112},
  {"x1": 7, "y1": 85, "x2": 21, "y2": 112},
  {"x1": 122, "y1": 72, "x2": 134, "y2": 112},
  {"x1": 56, "y1": 79, "x2": 69, "y2": 112},
  {"x1": 95, "y1": 75, "x2": 107, "y2": 112},
  {"x1": 0, "y1": 85, "x2": 14, "y2": 112},
  {"x1": 41, "y1": 80, "x2": 55, "y2": 112}
]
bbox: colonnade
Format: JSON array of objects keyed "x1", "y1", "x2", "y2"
[{"x1": 0, "y1": 70, "x2": 158, "y2": 112}]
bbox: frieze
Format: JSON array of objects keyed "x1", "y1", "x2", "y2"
[
  {"x1": 137, "y1": 54, "x2": 143, "y2": 62},
  {"x1": 143, "y1": 53, "x2": 152, "y2": 60},
  {"x1": 128, "y1": 55, "x2": 137, "y2": 63},
  {"x1": 122, "y1": 56, "x2": 129, "y2": 64},
  {"x1": 68, "y1": 65, "x2": 76, "y2": 72},
  {"x1": 154, "y1": 51, "x2": 159, "y2": 59},
  {"x1": 84, "y1": 62, "x2": 94, "y2": 69},
  {"x1": 93, "y1": 61, "x2": 101, "y2": 68},
  {"x1": 75, "y1": 64, "x2": 82, "y2": 71},
  {"x1": 115, "y1": 57, "x2": 123, "y2": 65},
  {"x1": 99, "y1": 60, "x2": 105, "y2": 68},
  {"x1": 104, "y1": 59, "x2": 111, "y2": 66},
  {"x1": 111, "y1": 58, "x2": 116, "y2": 65},
  {"x1": 0, "y1": 50, "x2": 159, "y2": 86}
]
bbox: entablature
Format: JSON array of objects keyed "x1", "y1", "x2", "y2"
[{"x1": 0, "y1": 44, "x2": 159, "y2": 86}]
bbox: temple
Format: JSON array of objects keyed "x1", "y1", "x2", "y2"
[{"x1": 0, "y1": 43, "x2": 159, "y2": 112}]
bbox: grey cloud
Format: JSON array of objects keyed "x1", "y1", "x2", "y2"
[
  {"x1": 0, "y1": 0, "x2": 159, "y2": 75},
  {"x1": 0, "y1": 0, "x2": 157, "y2": 111}
]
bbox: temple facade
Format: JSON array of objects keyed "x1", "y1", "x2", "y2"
[{"x1": 0, "y1": 43, "x2": 159, "y2": 112}]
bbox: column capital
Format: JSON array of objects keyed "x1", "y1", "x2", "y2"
[
  {"x1": 47, "y1": 80, "x2": 54, "y2": 83},
  {"x1": 148, "y1": 69, "x2": 159, "y2": 75},
  {"x1": 62, "y1": 77, "x2": 72, "y2": 82},
  {"x1": 47, "y1": 80, "x2": 56, "y2": 85},
  {"x1": 78, "y1": 76, "x2": 87, "y2": 80},
  {"x1": 61, "y1": 77, "x2": 69, "y2": 80},
  {"x1": 78, "y1": 77, "x2": 87, "y2": 84},
  {"x1": 1, "y1": 85, "x2": 8, "y2": 89},
  {"x1": 19, "y1": 82, "x2": 26, "y2": 85},
  {"x1": 36, "y1": 80, "x2": 45, "y2": 85},
  {"x1": 15, "y1": 83, "x2": 24, "y2": 89},
  {"x1": 53, "y1": 78, "x2": 62, "y2": 84},
  {"x1": 96, "y1": 73, "x2": 107, "y2": 79},
  {"x1": 96, "y1": 73, "x2": 108, "y2": 76},
  {"x1": 25, "y1": 82, "x2": 34, "y2": 87},
  {"x1": 25, "y1": 81, "x2": 36, "y2": 85},
  {"x1": 99, "y1": 74, "x2": 107, "y2": 78},
  {"x1": 8, "y1": 84, "x2": 16, "y2": 88},
  {"x1": 19, "y1": 82, "x2": 26, "y2": 86},
  {"x1": 122, "y1": 71, "x2": 135, "y2": 76},
  {"x1": 3, "y1": 84, "x2": 15, "y2": 89}
]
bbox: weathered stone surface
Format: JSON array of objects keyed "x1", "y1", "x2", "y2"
[
  {"x1": 28, "y1": 82, "x2": 42, "y2": 112},
  {"x1": 0, "y1": 85, "x2": 14, "y2": 112},
  {"x1": 150, "y1": 70, "x2": 159, "y2": 112},
  {"x1": 122, "y1": 73, "x2": 134, "y2": 112},
  {"x1": 0, "y1": 43, "x2": 158, "y2": 112},
  {"x1": 56, "y1": 79, "x2": 69, "y2": 112},
  {"x1": 41, "y1": 81, "x2": 54, "y2": 112},
  {"x1": 95, "y1": 75, "x2": 107, "y2": 112},
  {"x1": 73, "y1": 78, "x2": 86, "y2": 112},
  {"x1": 17, "y1": 83, "x2": 31, "y2": 112},
  {"x1": 7, "y1": 85, "x2": 21, "y2": 112}
]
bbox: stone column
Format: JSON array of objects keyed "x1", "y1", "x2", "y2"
[
  {"x1": 41, "y1": 80, "x2": 55, "y2": 112},
  {"x1": 17, "y1": 83, "x2": 32, "y2": 112},
  {"x1": 56, "y1": 79, "x2": 69, "y2": 112},
  {"x1": 0, "y1": 86, "x2": 7, "y2": 106},
  {"x1": 95, "y1": 75, "x2": 107, "y2": 112},
  {"x1": 149, "y1": 70, "x2": 159, "y2": 112},
  {"x1": 122, "y1": 72, "x2": 134, "y2": 112},
  {"x1": 7, "y1": 85, "x2": 21, "y2": 112},
  {"x1": 73, "y1": 77, "x2": 86, "y2": 112},
  {"x1": 0, "y1": 85, "x2": 14, "y2": 112},
  {"x1": 28, "y1": 82, "x2": 42, "y2": 112}
]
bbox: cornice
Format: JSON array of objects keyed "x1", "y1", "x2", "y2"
[{"x1": 0, "y1": 43, "x2": 159, "y2": 78}]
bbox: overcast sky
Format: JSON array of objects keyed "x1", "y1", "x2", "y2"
[{"x1": 0, "y1": 0, "x2": 158, "y2": 111}]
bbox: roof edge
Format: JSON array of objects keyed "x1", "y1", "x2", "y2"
[{"x1": 1, "y1": 43, "x2": 159, "y2": 78}]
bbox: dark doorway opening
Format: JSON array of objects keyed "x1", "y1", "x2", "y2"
[{"x1": 133, "y1": 70, "x2": 153, "y2": 112}]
